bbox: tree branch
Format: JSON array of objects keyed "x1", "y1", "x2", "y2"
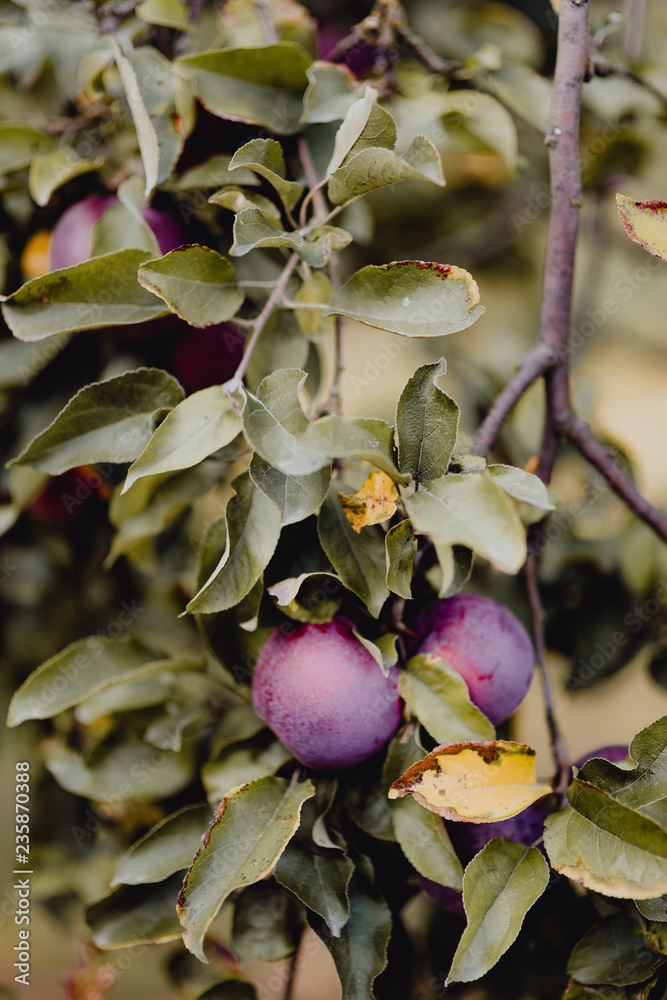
[{"x1": 471, "y1": 343, "x2": 557, "y2": 457}]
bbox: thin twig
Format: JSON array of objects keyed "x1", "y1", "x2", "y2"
[
  {"x1": 282, "y1": 941, "x2": 300, "y2": 1000},
  {"x1": 592, "y1": 55, "x2": 667, "y2": 112},
  {"x1": 562, "y1": 413, "x2": 667, "y2": 542},
  {"x1": 471, "y1": 343, "x2": 557, "y2": 457},
  {"x1": 525, "y1": 546, "x2": 570, "y2": 794},
  {"x1": 394, "y1": 21, "x2": 462, "y2": 77},
  {"x1": 229, "y1": 253, "x2": 300, "y2": 387}
]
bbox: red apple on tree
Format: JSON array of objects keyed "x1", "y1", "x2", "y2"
[
  {"x1": 251, "y1": 618, "x2": 403, "y2": 770},
  {"x1": 410, "y1": 594, "x2": 536, "y2": 725}
]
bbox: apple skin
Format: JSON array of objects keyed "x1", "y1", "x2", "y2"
[
  {"x1": 417, "y1": 876, "x2": 465, "y2": 917},
  {"x1": 168, "y1": 322, "x2": 245, "y2": 394},
  {"x1": 411, "y1": 594, "x2": 535, "y2": 725},
  {"x1": 251, "y1": 618, "x2": 404, "y2": 771},
  {"x1": 49, "y1": 195, "x2": 191, "y2": 270},
  {"x1": 573, "y1": 744, "x2": 628, "y2": 771}
]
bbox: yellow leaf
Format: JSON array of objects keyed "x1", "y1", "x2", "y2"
[
  {"x1": 388, "y1": 740, "x2": 552, "y2": 822},
  {"x1": 338, "y1": 470, "x2": 398, "y2": 533},
  {"x1": 616, "y1": 193, "x2": 667, "y2": 261}
]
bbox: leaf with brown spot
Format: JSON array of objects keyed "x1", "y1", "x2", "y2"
[{"x1": 338, "y1": 471, "x2": 398, "y2": 533}]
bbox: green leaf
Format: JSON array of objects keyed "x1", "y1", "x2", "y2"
[
  {"x1": 202, "y1": 737, "x2": 293, "y2": 806},
  {"x1": 211, "y1": 703, "x2": 264, "y2": 756},
  {"x1": 29, "y1": 148, "x2": 104, "y2": 207},
  {"x1": 108, "y1": 459, "x2": 224, "y2": 564},
  {"x1": 404, "y1": 472, "x2": 527, "y2": 574},
  {"x1": 396, "y1": 359, "x2": 459, "y2": 484},
  {"x1": 301, "y1": 64, "x2": 364, "y2": 124},
  {"x1": 326, "y1": 87, "x2": 396, "y2": 176},
  {"x1": 7, "y1": 633, "x2": 197, "y2": 726},
  {"x1": 400, "y1": 654, "x2": 495, "y2": 745},
  {"x1": 232, "y1": 880, "x2": 304, "y2": 964},
  {"x1": 209, "y1": 186, "x2": 283, "y2": 224},
  {"x1": 318, "y1": 484, "x2": 389, "y2": 618},
  {"x1": 325, "y1": 261, "x2": 484, "y2": 338},
  {"x1": 0, "y1": 123, "x2": 56, "y2": 175},
  {"x1": 544, "y1": 779, "x2": 667, "y2": 898},
  {"x1": 174, "y1": 43, "x2": 312, "y2": 135},
  {"x1": 229, "y1": 138, "x2": 303, "y2": 212},
  {"x1": 112, "y1": 803, "x2": 210, "y2": 886},
  {"x1": 487, "y1": 464, "x2": 555, "y2": 510},
  {"x1": 578, "y1": 715, "x2": 667, "y2": 810},
  {"x1": 1, "y1": 249, "x2": 168, "y2": 341},
  {"x1": 123, "y1": 386, "x2": 243, "y2": 491},
  {"x1": 250, "y1": 454, "x2": 330, "y2": 526},
  {"x1": 385, "y1": 520, "x2": 417, "y2": 599},
  {"x1": 178, "y1": 776, "x2": 316, "y2": 961},
  {"x1": 108, "y1": 38, "x2": 183, "y2": 196},
  {"x1": 568, "y1": 915, "x2": 664, "y2": 986},
  {"x1": 392, "y1": 794, "x2": 463, "y2": 890},
  {"x1": 187, "y1": 473, "x2": 282, "y2": 614},
  {"x1": 328, "y1": 134, "x2": 444, "y2": 205},
  {"x1": 9, "y1": 368, "x2": 184, "y2": 475},
  {"x1": 90, "y1": 200, "x2": 159, "y2": 258},
  {"x1": 137, "y1": 246, "x2": 244, "y2": 326},
  {"x1": 352, "y1": 632, "x2": 398, "y2": 679},
  {"x1": 135, "y1": 0, "x2": 190, "y2": 30},
  {"x1": 446, "y1": 840, "x2": 550, "y2": 984},
  {"x1": 167, "y1": 154, "x2": 260, "y2": 190},
  {"x1": 637, "y1": 897, "x2": 667, "y2": 922},
  {"x1": 86, "y1": 873, "x2": 184, "y2": 947},
  {"x1": 0, "y1": 334, "x2": 70, "y2": 389},
  {"x1": 231, "y1": 207, "x2": 301, "y2": 257},
  {"x1": 308, "y1": 854, "x2": 391, "y2": 1000},
  {"x1": 295, "y1": 226, "x2": 353, "y2": 268},
  {"x1": 245, "y1": 310, "x2": 308, "y2": 393},
  {"x1": 267, "y1": 572, "x2": 343, "y2": 624},
  {"x1": 46, "y1": 734, "x2": 195, "y2": 802},
  {"x1": 617, "y1": 194, "x2": 667, "y2": 262},
  {"x1": 243, "y1": 368, "x2": 405, "y2": 481},
  {"x1": 275, "y1": 839, "x2": 353, "y2": 938}
]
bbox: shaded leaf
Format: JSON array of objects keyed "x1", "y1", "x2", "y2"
[
  {"x1": 168, "y1": 154, "x2": 259, "y2": 190},
  {"x1": 389, "y1": 740, "x2": 551, "y2": 822},
  {"x1": 617, "y1": 193, "x2": 667, "y2": 261},
  {"x1": 544, "y1": 779, "x2": 667, "y2": 899},
  {"x1": 637, "y1": 897, "x2": 667, "y2": 922},
  {"x1": 7, "y1": 633, "x2": 198, "y2": 726},
  {"x1": 578, "y1": 715, "x2": 667, "y2": 810},
  {"x1": 245, "y1": 310, "x2": 308, "y2": 393},
  {"x1": 178, "y1": 776, "x2": 316, "y2": 961},
  {"x1": 46, "y1": 735, "x2": 195, "y2": 802},
  {"x1": 325, "y1": 261, "x2": 484, "y2": 338},
  {"x1": 275, "y1": 839, "x2": 353, "y2": 938},
  {"x1": 446, "y1": 840, "x2": 550, "y2": 984},
  {"x1": 136, "y1": 0, "x2": 190, "y2": 30},
  {"x1": 175, "y1": 44, "x2": 312, "y2": 135},
  {"x1": 229, "y1": 138, "x2": 303, "y2": 211},
  {"x1": 186, "y1": 473, "x2": 281, "y2": 614},
  {"x1": 301, "y1": 63, "x2": 364, "y2": 124},
  {"x1": 267, "y1": 572, "x2": 343, "y2": 624},
  {"x1": 392, "y1": 794, "x2": 463, "y2": 891},
  {"x1": 194, "y1": 984, "x2": 257, "y2": 1000},
  {"x1": 328, "y1": 135, "x2": 444, "y2": 205},
  {"x1": 487, "y1": 464, "x2": 555, "y2": 510},
  {"x1": 308, "y1": 854, "x2": 391, "y2": 1000},
  {"x1": 232, "y1": 880, "x2": 304, "y2": 964},
  {"x1": 9, "y1": 368, "x2": 183, "y2": 475},
  {"x1": 108, "y1": 39, "x2": 183, "y2": 196},
  {"x1": 250, "y1": 453, "x2": 330, "y2": 526},
  {"x1": 338, "y1": 470, "x2": 398, "y2": 532},
  {"x1": 385, "y1": 519, "x2": 417, "y2": 599},
  {"x1": 295, "y1": 225, "x2": 353, "y2": 268},
  {"x1": 352, "y1": 632, "x2": 398, "y2": 679},
  {"x1": 86, "y1": 873, "x2": 184, "y2": 947},
  {"x1": 202, "y1": 738, "x2": 293, "y2": 806},
  {"x1": 568, "y1": 915, "x2": 664, "y2": 986},
  {"x1": 396, "y1": 359, "x2": 459, "y2": 484},
  {"x1": 432, "y1": 542, "x2": 474, "y2": 598},
  {"x1": 318, "y1": 484, "x2": 389, "y2": 618},
  {"x1": 1, "y1": 249, "x2": 168, "y2": 341},
  {"x1": 29, "y1": 149, "x2": 104, "y2": 207},
  {"x1": 0, "y1": 124, "x2": 56, "y2": 175},
  {"x1": 404, "y1": 471, "x2": 526, "y2": 574},
  {"x1": 123, "y1": 386, "x2": 243, "y2": 491},
  {"x1": 138, "y1": 246, "x2": 244, "y2": 326},
  {"x1": 112, "y1": 803, "x2": 210, "y2": 886},
  {"x1": 399, "y1": 655, "x2": 495, "y2": 745}
]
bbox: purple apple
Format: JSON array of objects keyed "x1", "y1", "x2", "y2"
[
  {"x1": 446, "y1": 804, "x2": 548, "y2": 868},
  {"x1": 49, "y1": 195, "x2": 191, "y2": 270},
  {"x1": 251, "y1": 618, "x2": 404, "y2": 770},
  {"x1": 168, "y1": 322, "x2": 245, "y2": 394},
  {"x1": 417, "y1": 875, "x2": 465, "y2": 917},
  {"x1": 411, "y1": 594, "x2": 536, "y2": 725},
  {"x1": 573, "y1": 744, "x2": 629, "y2": 771}
]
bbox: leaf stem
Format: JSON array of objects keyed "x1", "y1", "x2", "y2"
[{"x1": 229, "y1": 253, "x2": 300, "y2": 387}]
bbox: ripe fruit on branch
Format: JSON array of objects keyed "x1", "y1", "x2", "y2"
[
  {"x1": 573, "y1": 744, "x2": 629, "y2": 770},
  {"x1": 411, "y1": 594, "x2": 535, "y2": 725},
  {"x1": 251, "y1": 618, "x2": 403, "y2": 770},
  {"x1": 48, "y1": 195, "x2": 191, "y2": 270}
]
